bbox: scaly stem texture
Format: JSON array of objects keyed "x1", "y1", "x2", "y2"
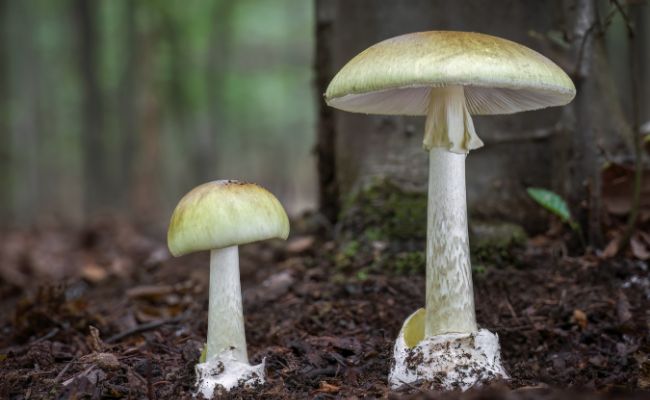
[
  {"x1": 207, "y1": 245, "x2": 248, "y2": 363},
  {"x1": 425, "y1": 148, "x2": 477, "y2": 337}
]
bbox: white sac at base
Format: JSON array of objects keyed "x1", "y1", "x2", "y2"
[
  {"x1": 195, "y1": 350, "x2": 265, "y2": 398},
  {"x1": 389, "y1": 309, "x2": 507, "y2": 390}
]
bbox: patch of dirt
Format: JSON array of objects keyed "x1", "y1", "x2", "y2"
[{"x1": 0, "y1": 218, "x2": 648, "y2": 399}]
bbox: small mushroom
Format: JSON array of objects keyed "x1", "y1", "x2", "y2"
[
  {"x1": 167, "y1": 180, "x2": 289, "y2": 396},
  {"x1": 325, "y1": 31, "x2": 575, "y2": 389}
]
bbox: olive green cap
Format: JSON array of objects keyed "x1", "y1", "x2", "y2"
[
  {"x1": 167, "y1": 180, "x2": 290, "y2": 256},
  {"x1": 325, "y1": 31, "x2": 576, "y2": 116}
]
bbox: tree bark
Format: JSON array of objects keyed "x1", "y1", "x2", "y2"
[
  {"x1": 562, "y1": 0, "x2": 635, "y2": 247},
  {"x1": 205, "y1": 0, "x2": 235, "y2": 183},
  {"x1": 315, "y1": 0, "x2": 339, "y2": 222},
  {"x1": 74, "y1": 0, "x2": 108, "y2": 217},
  {"x1": 0, "y1": 0, "x2": 9, "y2": 221},
  {"x1": 119, "y1": 0, "x2": 137, "y2": 211},
  {"x1": 636, "y1": 3, "x2": 650, "y2": 126},
  {"x1": 316, "y1": 0, "x2": 571, "y2": 230}
]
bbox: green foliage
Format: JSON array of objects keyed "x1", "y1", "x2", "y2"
[
  {"x1": 393, "y1": 251, "x2": 426, "y2": 275},
  {"x1": 526, "y1": 188, "x2": 572, "y2": 223},
  {"x1": 355, "y1": 268, "x2": 369, "y2": 281},
  {"x1": 334, "y1": 240, "x2": 360, "y2": 269},
  {"x1": 527, "y1": 187, "x2": 585, "y2": 245},
  {"x1": 472, "y1": 264, "x2": 486, "y2": 275}
]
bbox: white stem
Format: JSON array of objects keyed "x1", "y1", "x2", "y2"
[
  {"x1": 423, "y1": 86, "x2": 479, "y2": 337},
  {"x1": 207, "y1": 245, "x2": 248, "y2": 363}
]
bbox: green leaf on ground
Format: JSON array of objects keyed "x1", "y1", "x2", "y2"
[{"x1": 527, "y1": 187, "x2": 572, "y2": 223}]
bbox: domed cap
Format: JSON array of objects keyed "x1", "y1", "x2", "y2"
[
  {"x1": 325, "y1": 31, "x2": 576, "y2": 116},
  {"x1": 168, "y1": 180, "x2": 290, "y2": 256}
]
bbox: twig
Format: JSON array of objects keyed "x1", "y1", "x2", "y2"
[
  {"x1": 105, "y1": 312, "x2": 189, "y2": 344},
  {"x1": 617, "y1": 0, "x2": 643, "y2": 252},
  {"x1": 53, "y1": 359, "x2": 74, "y2": 384},
  {"x1": 0, "y1": 327, "x2": 60, "y2": 355},
  {"x1": 32, "y1": 327, "x2": 60, "y2": 344}
]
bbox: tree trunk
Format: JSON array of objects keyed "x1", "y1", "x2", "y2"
[
  {"x1": 74, "y1": 0, "x2": 108, "y2": 217},
  {"x1": 9, "y1": 1, "x2": 43, "y2": 224},
  {"x1": 637, "y1": 3, "x2": 650, "y2": 126},
  {"x1": 0, "y1": 0, "x2": 9, "y2": 222},
  {"x1": 131, "y1": 17, "x2": 162, "y2": 223},
  {"x1": 316, "y1": 0, "x2": 570, "y2": 230},
  {"x1": 204, "y1": 0, "x2": 234, "y2": 183},
  {"x1": 119, "y1": 0, "x2": 137, "y2": 211},
  {"x1": 315, "y1": 0, "x2": 339, "y2": 222},
  {"x1": 316, "y1": 0, "x2": 633, "y2": 240},
  {"x1": 562, "y1": 0, "x2": 635, "y2": 247}
]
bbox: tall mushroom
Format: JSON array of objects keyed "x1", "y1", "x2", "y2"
[
  {"x1": 167, "y1": 180, "x2": 289, "y2": 397},
  {"x1": 325, "y1": 31, "x2": 575, "y2": 389}
]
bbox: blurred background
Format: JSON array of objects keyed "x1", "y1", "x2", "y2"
[
  {"x1": 0, "y1": 0, "x2": 316, "y2": 231},
  {"x1": 0, "y1": 0, "x2": 648, "y2": 244}
]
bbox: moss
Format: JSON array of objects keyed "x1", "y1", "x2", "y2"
[
  {"x1": 392, "y1": 251, "x2": 426, "y2": 275},
  {"x1": 469, "y1": 221, "x2": 527, "y2": 266},
  {"x1": 340, "y1": 178, "x2": 427, "y2": 241},
  {"x1": 335, "y1": 179, "x2": 526, "y2": 276},
  {"x1": 334, "y1": 240, "x2": 361, "y2": 269},
  {"x1": 333, "y1": 179, "x2": 429, "y2": 276}
]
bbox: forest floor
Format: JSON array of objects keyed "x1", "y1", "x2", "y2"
[{"x1": 0, "y1": 216, "x2": 648, "y2": 399}]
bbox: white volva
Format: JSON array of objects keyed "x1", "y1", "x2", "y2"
[
  {"x1": 389, "y1": 309, "x2": 507, "y2": 390},
  {"x1": 195, "y1": 246, "x2": 265, "y2": 397}
]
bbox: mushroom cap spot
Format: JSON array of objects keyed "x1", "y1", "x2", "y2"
[
  {"x1": 325, "y1": 31, "x2": 576, "y2": 116},
  {"x1": 167, "y1": 180, "x2": 290, "y2": 256}
]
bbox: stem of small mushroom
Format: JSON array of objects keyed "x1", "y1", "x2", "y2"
[
  {"x1": 207, "y1": 245, "x2": 248, "y2": 363},
  {"x1": 423, "y1": 86, "x2": 480, "y2": 337}
]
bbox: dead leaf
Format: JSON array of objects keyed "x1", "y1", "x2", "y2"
[
  {"x1": 88, "y1": 326, "x2": 105, "y2": 352},
  {"x1": 80, "y1": 352, "x2": 121, "y2": 371},
  {"x1": 286, "y1": 236, "x2": 315, "y2": 254},
  {"x1": 127, "y1": 285, "x2": 175, "y2": 300},
  {"x1": 245, "y1": 271, "x2": 295, "y2": 304},
  {"x1": 601, "y1": 238, "x2": 619, "y2": 259},
  {"x1": 602, "y1": 163, "x2": 650, "y2": 216},
  {"x1": 630, "y1": 236, "x2": 650, "y2": 260},
  {"x1": 317, "y1": 381, "x2": 340, "y2": 393},
  {"x1": 573, "y1": 309, "x2": 588, "y2": 329},
  {"x1": 81, "y1": 263, "x2": 108, "y2": 284},
  {"x1": 617, "y1": 292, "x2": 632, "y2": 325},
  {"x1": 62, "y1": 365, "x2": 106, "y2": 388}
]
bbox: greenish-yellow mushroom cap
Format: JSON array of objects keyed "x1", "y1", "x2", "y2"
[
  {"x1": 325, "y1": 31, "x2": 576, "y2": 116},
  {"x1": 167, "y1": 180, "x2": 290, "y2": 256}
]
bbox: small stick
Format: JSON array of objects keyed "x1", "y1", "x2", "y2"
[
  {"x1": 106, "y1": 312, "x2": 189, "y2": 344},
  {"x1": 53, "y1": 360, "x2": 74, "y2": 384}
]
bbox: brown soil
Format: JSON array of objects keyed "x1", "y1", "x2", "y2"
[{"x1": 0, "y1": 218, "x2": 648, "y2": 399}]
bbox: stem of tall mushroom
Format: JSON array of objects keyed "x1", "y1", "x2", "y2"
[
  {"x1": 207, "y1": 245, "x2": 248, "y2": 363},
  {"x1": 423, "y1": 86, "x2": 481, "y2": 337}
]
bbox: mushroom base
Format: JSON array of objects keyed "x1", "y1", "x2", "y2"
[
  {"x1": 389, "y1": 308, "x2": 507, "y2": 390},
  {"x1": 195, "y1": 349, "x2": 265, "y2": 397}
]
